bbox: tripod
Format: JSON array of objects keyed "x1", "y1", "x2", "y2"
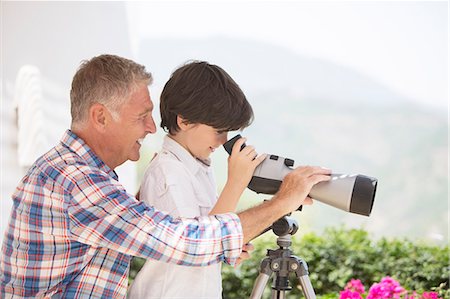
[{"x1": 249, "y1": 216, "x2": 316, "y2": 299}]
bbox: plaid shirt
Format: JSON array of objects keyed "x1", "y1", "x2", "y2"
[{"x1": 0, "y1": 130, "x2": 243, "y2": 298}]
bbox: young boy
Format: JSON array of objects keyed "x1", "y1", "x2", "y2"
[{"x1": 128, "y1": 61, "x2": 265, "y2": 299}]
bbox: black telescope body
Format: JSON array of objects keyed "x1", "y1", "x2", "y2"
[{"x1": 223, "y1": 135, "x2": 377, "y2": 216}]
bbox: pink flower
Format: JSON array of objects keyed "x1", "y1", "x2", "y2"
[
  {"x1": 340, "y1": 289, "x2": 364, "y2": 299},
  {"x1": 367, "y1": 276, "x2": 406, "y2": 299},
  {"x1": 366, "y1": 283, "x2": 383, "y2": 299},
  {"x1": 421, "y1": 292, "x2": 440, "y2": 299},
  {"x1": 341, "y1": 277, "x2": 442, "y2": 299},
  {"x1": 405, "y1": 291, "x2": 420, "y2": 299},
  {"x1": 345, "y1": 279, "x2": 366, "y2": 294}
]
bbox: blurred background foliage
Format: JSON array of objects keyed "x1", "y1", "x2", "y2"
[{"x1": 129, "y1": 227, "x2": 449, "y2": 298}]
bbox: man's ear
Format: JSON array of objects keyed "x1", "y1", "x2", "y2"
[
  {"x1": 177, "y1": 115, "x2": 191, "y2": 131},
  {"x1": 89, "y1": 103, "x2": 108, "y2": 131}
]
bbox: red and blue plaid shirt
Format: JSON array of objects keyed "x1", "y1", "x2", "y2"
[{"x1": 0, "y1": 130, "x2": 243, "y2": 298}]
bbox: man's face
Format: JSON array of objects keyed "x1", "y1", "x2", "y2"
[
  {"x1": 182, "y1": 124, "x2": 228, "y2": 160},
  {"x1": 105, "y1": 84, "x2": 156, "y2": 168}
]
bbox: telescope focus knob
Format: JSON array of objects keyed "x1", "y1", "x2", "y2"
[{"x1": 284, "y1": 158, "x2": 295, "y2": 167}]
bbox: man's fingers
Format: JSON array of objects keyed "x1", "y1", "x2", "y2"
[
  {"x1": 301, "y1": 174, "x2": 332, "y2": 197},
  {"x1": 234, "y1": 257, "x2": 243, "y2": 267},
  {"x1": 311, "y1": 174, "x2": 332, "y2": 185},
  {"x1": 234, "y1": 243, "x2": 254, "y2": 268},
  {"x1": 284, "y1": 166, "x2": 332, "y2": 184},
  {"x1": 291, "y1": 165, "x2": 332, "y2": 178},
  {"x1": 303, "y1": 197, "x2": 313, "y2": 205},
  {"x1": 242, "y1": 243, "x2": 254, "y2": 252}
]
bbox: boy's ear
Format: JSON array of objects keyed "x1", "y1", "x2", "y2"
[{"x1": 177, "y1": 115, "x2": 191, "y2": 131}]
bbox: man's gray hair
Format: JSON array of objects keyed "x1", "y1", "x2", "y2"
[{"x1": 70, "y1": 54, "x2": 152, "y2": 127}]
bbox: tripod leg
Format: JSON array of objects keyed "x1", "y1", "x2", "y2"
[
  {"x1": 249, "y1": 273, "x2": 271, "y2": 299},
  {"x1": 298, "y1": 275, "x2": 316, "y2": 299},
  {"x1": 271, "y1": 289, "x2": 286, "y2": 299},
  {"x1": 292, "y1": 258, "x2": 316, "y2": 299}
]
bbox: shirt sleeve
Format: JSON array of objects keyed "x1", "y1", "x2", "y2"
[{"x1": 66, "y1": 166, "x2": 243, "y2": 266}]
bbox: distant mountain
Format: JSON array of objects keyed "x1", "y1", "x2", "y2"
[
  {"x1": 138, "y1": 36, "x2": 417, "y2": 107},
  {"x1": 137, "y1": 37, "x2": 448, "y2": 243}
]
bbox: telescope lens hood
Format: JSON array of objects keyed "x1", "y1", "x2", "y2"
[{"x1": 349, "y1": 175, "x2": 377, "y2": 216}]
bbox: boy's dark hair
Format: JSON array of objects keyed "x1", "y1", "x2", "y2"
[{"x1": 160, "y1": 61, "x2": 253, "y2": 134}]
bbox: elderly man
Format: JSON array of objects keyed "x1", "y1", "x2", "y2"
[{"x1": 0, "y1": 54, "x2": 331, "y2": 298}]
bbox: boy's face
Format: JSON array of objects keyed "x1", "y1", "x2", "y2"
[{"x1": 181, "y1": 123, "x2": 228, "y2": 160}]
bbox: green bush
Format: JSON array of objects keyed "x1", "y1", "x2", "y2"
[{"x1": 129, "y1": 227, "x2": 449, "y2": 298}]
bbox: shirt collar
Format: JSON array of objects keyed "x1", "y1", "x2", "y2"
[
  {"x1": 162, "y1": 135, "x2": 212, "y2": 175},
  {"x1": 61, "y1": 130, "x2": 117, "y2": 179}
]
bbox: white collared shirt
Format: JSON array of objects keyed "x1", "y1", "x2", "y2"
[{"x1": 128, "y1": 135, "x2": 222, "y2": 299}]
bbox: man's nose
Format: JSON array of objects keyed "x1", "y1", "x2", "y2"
[{"x1": 145, "y1": 116, "x2": 157, "y2": 134}]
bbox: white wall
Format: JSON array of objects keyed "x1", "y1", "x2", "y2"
[{"x1": 1, "y1": 2, "x2": 138, "y2": 243}]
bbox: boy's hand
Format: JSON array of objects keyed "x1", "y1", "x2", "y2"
[
  {"x1": 209, "y1": 137, "x2": 266, "y2": 215},
  {"x1": 227, "y1": 137, "x2": 266, "y2": 191}
]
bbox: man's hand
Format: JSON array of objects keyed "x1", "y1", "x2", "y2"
[
  {"x1": 234, "y1": 243, "x2": 254, "y2": 267},
  {"x1": 238, "y1": 166, "x2": 331, "y2": 243},
  {"x1": 273, "y1": 166, "x2": 332, "y2": 215}
]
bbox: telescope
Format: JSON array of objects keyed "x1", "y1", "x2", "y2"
[{"x1": 223, "y1": 135, "x2": 377, "y2": 216}]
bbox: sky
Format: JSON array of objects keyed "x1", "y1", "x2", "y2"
[{"x1": 126, "y1": 1, "x2": 448, "y2": 109}]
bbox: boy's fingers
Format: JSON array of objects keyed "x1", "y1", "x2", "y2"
[
  {"x1": 231, "y1": 137, "x2": 247, "y2": 155},
  {"x1": 238, "y1": 144, "x2": 255, "y2": 156},
  {"x1": 253, "y1": 153, "x2": 267, "y2": 165}
]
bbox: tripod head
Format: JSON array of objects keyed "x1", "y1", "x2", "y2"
[
  {"x1": 250, "y1": 214, "x2": 317, "y2": 298},
  {"x1": 272, "y1": 216, "x2": 300, "y2": 252},
  {"x1": 272, "y1": 215, "x2": 298, "y2": 237}
]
